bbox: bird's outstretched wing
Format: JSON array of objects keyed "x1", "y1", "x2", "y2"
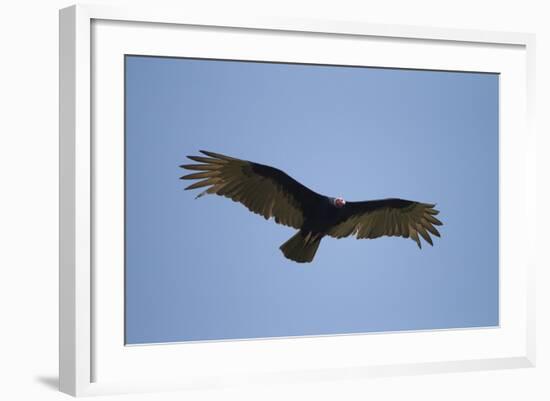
[
  {"x1": 180, "y1": 150, "x2": 323, "y2": 229},
  {"x1": 327, "y1": 199, "x2": 442, "y2": 248}
]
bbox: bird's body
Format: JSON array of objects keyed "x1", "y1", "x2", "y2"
[{"x1": 180, "y1": 151, "x2": 442, "y2": 263}]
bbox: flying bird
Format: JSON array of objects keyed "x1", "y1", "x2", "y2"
[{"x1": 180, "y1": 151, "x2": 442, "y2": 263}]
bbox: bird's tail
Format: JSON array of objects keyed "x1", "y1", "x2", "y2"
[{"x1": 280, "y1": 232, "x2": 322, "y2": 263}]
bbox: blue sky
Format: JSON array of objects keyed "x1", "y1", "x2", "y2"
[{"x1": 125, "y1": 56, "x2": 499, "y2": 344}]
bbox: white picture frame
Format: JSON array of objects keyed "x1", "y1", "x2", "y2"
[{"x1": 59, "y1": 4, "x2": 536, "y2": 397}]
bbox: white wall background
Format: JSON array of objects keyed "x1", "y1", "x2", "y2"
[{"x1": 0, "y1": 0, "x2": 547, "y2": 399}]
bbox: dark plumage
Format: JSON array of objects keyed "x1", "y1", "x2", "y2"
[{"x1": 180, "y1": 150, "x2": 442, "y2": 263}]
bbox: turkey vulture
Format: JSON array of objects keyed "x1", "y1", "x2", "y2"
[{"x1": 180, "y1": 151, "x2": 442, "y2": 263}]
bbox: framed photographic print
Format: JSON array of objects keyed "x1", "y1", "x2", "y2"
[{"x1": 59, "y1": 4, "x2": 536, "y2": 397}]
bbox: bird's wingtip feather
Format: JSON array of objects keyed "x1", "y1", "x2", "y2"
[{"x1": 199, "y1": 150, "x2": 215, "y2": 157}]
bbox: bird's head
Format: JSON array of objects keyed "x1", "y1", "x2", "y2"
[{"x1": 333, "y1": 196, "x2": 346, "y2": 208}]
